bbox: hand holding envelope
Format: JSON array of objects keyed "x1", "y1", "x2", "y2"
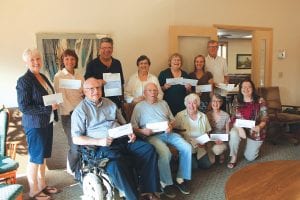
[
  {"x1": 194, "y1": 133, "x2": 229, "y2": 145},
  {"x1": 146, "y1": 121, "x2": 168, "y2": 133},
  {"x1": 43, "y1": 93, "x2": 63, "y2": 106},
  {"x1": 108, "y1": 123, "x2": 133, "y2": 139}
]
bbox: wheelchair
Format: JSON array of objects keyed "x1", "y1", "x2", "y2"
[{"x1": 79, "y1": 146, "x2": 116, "y2": 200}]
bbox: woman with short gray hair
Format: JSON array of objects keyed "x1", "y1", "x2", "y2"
[{"x1": 175, "y1": 93, "x2": 215, "y2": 169}]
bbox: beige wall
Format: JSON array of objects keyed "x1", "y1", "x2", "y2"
[
  {"x1": 1, "y1": 0, "x2": 299, "y2": 107},
  {"x1": 225, "y1": 39, "x2": 252, "y2": 74}
]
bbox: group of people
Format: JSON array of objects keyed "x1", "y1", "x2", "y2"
[{"x1": 16, "y1": 37, "x2": 268, "y2": 200}]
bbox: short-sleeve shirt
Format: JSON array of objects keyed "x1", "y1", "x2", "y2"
[
  {"x1": 206, "y1": 110, "x2": 230, "y2": 134},
  {"x1": 189, "y1": 71, "x2": 213, "y2": 103},
  {"x1": 71, "y1": 97, "x2": 119, "y2": 139},
  {"x1": 205, "y1": 55, "x2": 228, "y2": 84},
  {"x1": 158, "y1": 68, "x2": 190, "y2": 115},
  {"x1": 84, "y1": 57, "x2": 124, "y2": 107},
  {"x1": 131, "y1": 100, "x2": 174, "y2": 129}
]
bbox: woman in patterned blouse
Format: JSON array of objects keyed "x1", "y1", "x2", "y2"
[{"x1": 227, "y1": 79, "x2": 268, "y2": 168}]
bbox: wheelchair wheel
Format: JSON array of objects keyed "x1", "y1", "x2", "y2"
[{"x1": 82, "y1": 173, "x2": 104, "y2": 200}]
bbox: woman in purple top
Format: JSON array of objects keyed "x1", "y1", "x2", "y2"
[{"x1": 189, "y1": 55, "x2": 213, "y2": 113}]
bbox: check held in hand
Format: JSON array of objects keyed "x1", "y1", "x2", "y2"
[
  {"x1": 43, "y1": 93, "x2": 63, "y2": 106},
  {"x1": 108, "y1": 123, "x2": 133, "y2": 139},
  {"x1": 146, "y1": 121, "x2": 168, "y2": 133}
]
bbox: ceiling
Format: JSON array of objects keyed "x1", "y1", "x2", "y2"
[{"x1": 218, "y1": 29, "x2": 252, "y2": 39}]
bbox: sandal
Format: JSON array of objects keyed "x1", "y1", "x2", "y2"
[
  {"x1": 42, "y1": 186, "x2": 62, "y2": 195},
  {"x1": 29, "y1": 191, "x2": 51, "y2": 200},
  {"x1": 227, "y1": 162, "x2": 237, "y2": 169}
]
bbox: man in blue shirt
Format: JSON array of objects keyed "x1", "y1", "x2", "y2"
[{"x1": 71, "y1": 77, "x2": 160, "y2": 200}]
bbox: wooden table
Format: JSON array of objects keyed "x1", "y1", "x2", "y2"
[{"x1": 225, "y1": 160, "x2": 300, "y2": 200}]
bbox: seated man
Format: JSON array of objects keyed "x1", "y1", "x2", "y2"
[
  {"x1": 131, "y1": 82, "x2": 192, "y2": 198},
  {"x1": 71, "y1": 77, "x2": 160, "y2": 200}
]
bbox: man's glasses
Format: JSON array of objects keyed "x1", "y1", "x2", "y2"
[{"x1": 84, "y1": 87, "x2": 101, "y2": 92}]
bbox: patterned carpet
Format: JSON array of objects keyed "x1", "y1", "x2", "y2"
[{"x1": 9, "y1": 111, "x2": 299, "y2": 200}]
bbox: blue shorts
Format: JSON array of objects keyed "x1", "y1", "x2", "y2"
[{"x1": 24, "y1": 123, "x2": 53, "y2": 164}]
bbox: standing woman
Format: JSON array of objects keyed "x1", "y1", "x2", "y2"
[
  {"x1": 16, "y1": 48, "x2": 61, "y2": 199},
  {"x1": 53, "y1": 49, "x2": 84, "y2": 178},
  {"x1": 158, "y1": 53, "x2": 192, "y2": 116},
  {"x1": 227, "y1": 79, "x2": 268, "y2": 168},
  {"x1": 189, "y1": 54, "x2": 214, "y2": 113}
]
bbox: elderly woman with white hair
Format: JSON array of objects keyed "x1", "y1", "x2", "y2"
[
  {"x1": 16, "y1": 48, "x2": 61, "y2": 199},
  {"x1": 175, "y1": 93, "x2": 215, "y2": 169},
  {"x1": 206, "y1": 94, "x2": 230, "y2": 164}
]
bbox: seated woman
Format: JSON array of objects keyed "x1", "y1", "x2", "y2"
[
  {"x1": 189, "y1": 54, "x2": 214, "y2": 113},
  {"x1": 124, "y1": 55, "x2": 163, "y2": 104},
  {"x1": 206, "y1": 94, "x2": 230, "y2": 164},
  {"x1": 175, "y1": 93, "x2": 214, "y2": 169},
  {"x1": 227, "y1": 79, "x2": 268, "y2": 169}
]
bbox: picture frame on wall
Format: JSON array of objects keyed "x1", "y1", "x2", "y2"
[
  {"x1": 36, "y1": 33, "x2": 108, "y2": 80},
  {"x1": 236, "y1": 54, "x2": 252, "y2": 69}
]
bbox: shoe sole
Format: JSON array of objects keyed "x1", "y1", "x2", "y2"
[
  {"x1": 162, "y1": 193, "x2": 176, "y2": 199},
  {"x1": 175, "y1": 185, "x2": 190, "y2": 195}
]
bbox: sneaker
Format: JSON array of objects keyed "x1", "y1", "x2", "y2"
[
  {"x1": 161, "y1": 185, "x2": 176, "y2": 198},
  {"x1": 174, "y1": 182, "x2": 190, "y2": 195}
]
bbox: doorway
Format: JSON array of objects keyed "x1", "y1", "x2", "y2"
[{"x1": 169, "y1": 25, "x2": 273, "y2": 87}]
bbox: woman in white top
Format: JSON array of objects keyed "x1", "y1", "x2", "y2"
[
  {"x1": 124, "y1": 55, "x2": 163, "y2": 104},
  {"x1": 53, "y1": 49, "x2": 84, "y2": 178}
]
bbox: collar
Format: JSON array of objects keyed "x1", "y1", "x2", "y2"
[{"x1": 85, "y1": 97, "x2": 103, "y2": 107}]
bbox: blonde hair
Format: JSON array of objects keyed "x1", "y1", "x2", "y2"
[
  {"x1": 168, "y1": 53, "x2": 183, "y2": 67},
  {"x1": 22, "y1": 48, "x2": 41, "y2": 63}
]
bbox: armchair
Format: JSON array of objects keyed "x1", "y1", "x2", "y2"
[
  {"x1": 257, "y1": 86, "x2": 300, "y2": 144},
  {"x1": 0, "y1": 106, "x2": 19, "y2": 184}
]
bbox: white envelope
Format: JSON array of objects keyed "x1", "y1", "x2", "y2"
[
  {"x1": 103, "y1": 73, "x2": 122, "y2": 97},
  {"x1": 108, "y1": 123, "x2": 133, "y2": 138},
  {"x1": 235, "y1": 119, "x2": 256, "y2": 129},
  {"x1": 59, "y1": 79, "x2": 81, "y2": 89},
  {"x1": 210, "y1": 134, "x2": 229, "y2": 141},
  {"x1": 146, "y1": 121, "x2": 168, "y2": 132},
  {"x1": 196, "y1": 84, "x2": 212, "y2": 93},
  {"x1": 43, "y1": 93, "x2": 63, "y2": 106},
  {"x1": 218, "y1": 83, "x2": 235, "y2": 91},
  {"x1": 166, "y1": 77, "x2": 183, "y2": 85},
  {"x1": 195, "y1": 134, "x2": 210, "y2": 145},
  {"x1": 181, "y1": 78, "x2": 198, "y2": 86}
]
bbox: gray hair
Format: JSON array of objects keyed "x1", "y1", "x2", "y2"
[
  {"x1": 184, "y1": 93, "x2": 201, "y2": 107},
  {"x1": 22, "y1": 48, "x2": 41, "y2": 62}
]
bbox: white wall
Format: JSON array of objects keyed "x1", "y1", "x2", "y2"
[{"x1": 1, "y1": 0, "x2": 300, "y2": 107}]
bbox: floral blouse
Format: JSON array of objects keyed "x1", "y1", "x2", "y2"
[{"x1": 231, "y1": 99, "x2": 268, "y2": 141}]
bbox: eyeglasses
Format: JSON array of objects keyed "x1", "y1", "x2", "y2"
[
  {"x1": 145, "y1": 89, "x2": 158, "y2": 93},
  {"x1": 208, "y1": 45, "x2": 218, "y2": 49},
  {"x1": 84, "y1": 87, "x2": 101, "y2": 92}
]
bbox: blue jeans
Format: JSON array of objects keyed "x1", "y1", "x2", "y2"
[
  {"x1": 96, "y1": 137, "x2": 160, "y2": 200},
  {"x1": 147, "y1": 132, "x2": 192, "y2": 186}
]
